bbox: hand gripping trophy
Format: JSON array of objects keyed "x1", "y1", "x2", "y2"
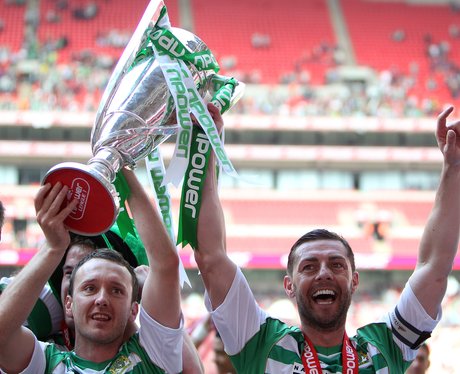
[{"x1": 42, "y1": 0, "x2": 244, "y2": 236}]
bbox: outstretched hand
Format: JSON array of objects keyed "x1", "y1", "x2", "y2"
[
  {"x1": 34, "y1": 183, "x2": 77, "y2": 253},
  {"x1": 436, "y1": 106, "x2": 460, "y2": 166}
]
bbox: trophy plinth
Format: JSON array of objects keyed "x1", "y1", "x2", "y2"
[{"x1": 43, "y1": 162, "x2": 119, "y2": 236}]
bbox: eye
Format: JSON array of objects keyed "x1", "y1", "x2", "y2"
[
  {"x1": 112, "y1": 288, "x2": 123, "y2": 295},
  {"x1": 332, "y1": 262, "x2": 345, "y2": 269},
  {"x1": 83, "y1": 285, "x2": 95, "y2": 292},
  {"x1": 301, "y1": 263, "x2": 315, "y2": 272},
  {"x1": 63, "y1": 268, "x2": 73, "y2": 278}
]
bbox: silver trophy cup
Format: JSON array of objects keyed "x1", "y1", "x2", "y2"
[{"x1": 43, "y1": 24, "x2": 242, "y2": 236}]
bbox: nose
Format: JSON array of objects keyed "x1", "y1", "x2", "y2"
[
  {"x1": 95, "y1": 288, "x2": 109, "y2": 306},
  {"x1": 316, "y1": 263, "x2": 333, "y2": 280}
]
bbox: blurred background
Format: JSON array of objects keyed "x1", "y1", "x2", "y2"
[{"x1": 1, "y1": 0, "x2": 460, "y2": 371}]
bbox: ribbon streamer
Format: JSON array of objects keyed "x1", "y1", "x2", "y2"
[{"x1": 146, "y1": 149, "x2": 191, "y2": 287}]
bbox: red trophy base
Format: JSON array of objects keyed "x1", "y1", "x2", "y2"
[{"x1": 42, "y1": 163, "x2": 119, "y2": 236}]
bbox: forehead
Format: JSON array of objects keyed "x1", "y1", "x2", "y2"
[
  {"x1": 73, "y1": 258, "x2": 131, "y2": 285},
  {"x1": 65, "y1": 244, "x2": 94, "y2": 268},
  {"x1": 294, "y1": 239, "x2": 349, "y2": 261}
]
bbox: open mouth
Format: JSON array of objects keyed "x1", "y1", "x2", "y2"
[
  {"x1": 91, "y1": 313, "x2": 111, "y2": 321},
  {"x1": 312, "y1": 289, "x2": 337, "y2": 304}
]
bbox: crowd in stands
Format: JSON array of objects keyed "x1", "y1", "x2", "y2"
[
  {"x1": 1, "y1": 1, "x2": 460, "y2": 117},
  {"x1": 0, "y1": 43, "x2": 451, "y2": 118},
  {"x1": 0, "y1": 45, "x2": 111, "y2": 111}
]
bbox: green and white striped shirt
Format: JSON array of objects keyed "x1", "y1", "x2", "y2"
[
  {"x1": 20, "y1": 306, "x2": 183, "y2": 373},
  {"x1": 207, "y1": 268, "x2": 440, "y2": 374}
]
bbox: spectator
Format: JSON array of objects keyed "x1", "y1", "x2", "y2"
[{"x1": 406, "y1": 343, "x2": 430, "y2": 374}]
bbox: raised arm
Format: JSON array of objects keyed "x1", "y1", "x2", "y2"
[
  {"x1": 122, "y1": 169, "x2": 181, "y2": 328},
  {"x1": 0, "y1": 183, "x2": 77, "y2": 373},
  {"x1": 194, "y1": 103, "x2": 237, "y2": 310},
  {"x1": 409, "y1": 106, "x2": 460, "y2": 318}
]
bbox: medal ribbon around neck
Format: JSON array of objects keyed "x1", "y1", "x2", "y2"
[{"x1": 302, "y1": 333, "x2": 359, "y2": 374}]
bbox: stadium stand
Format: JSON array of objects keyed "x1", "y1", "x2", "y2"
[
  {"x1": 342, "y1": 0, "x2": 460, "y2": 105},
  {"x1": 0, "y1": 1, "x2": 25, "y2": 53},
  {"x1": 37, "y1": 0, "x2": 179, "y2": 62},
  {"x1": 191, "y1": 0, "x2": 336, "y2": 85}
]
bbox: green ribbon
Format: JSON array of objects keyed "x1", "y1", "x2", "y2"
[
  {"x1": 148, "y1": 28, "x2": 220, "y2": 73},
  {"x1": 111, "y1": 172, "x2": 149, "y2": 267},
  {"x1": 113, "y1": 171, "x2": 136, "y2": 240},
  {"x1": 177, "y1": 126, "x2": 212, "y2": 250},
  {"x1": 130, "y1": 7, "x2": 219, "y2": 75},
  {"x1": 211, "y1": 77, "x2": 237, "y2": 114},
  {"x1": 176, "y1": 77, "x2": 236, "y2": 250}
]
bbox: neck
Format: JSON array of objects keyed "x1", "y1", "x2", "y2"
[
  {"x1": 302, "y1": 325, "x2": 346, "y2": 347},
  {"x1": 123, "y1": 320, "x2": 138, "y2": 342},
  {"x1": 73, "y1": 337, "x2": 122, "y2": 363}
]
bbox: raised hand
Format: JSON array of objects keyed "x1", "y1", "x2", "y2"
[
  {"x1": 35, "y1": 182, "x2": 77, "y2": 252},
  {"x1": 436, "y1": 106, "x2": 460, "y2": 165}
]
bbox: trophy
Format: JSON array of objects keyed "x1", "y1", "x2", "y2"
[{"x1": 42, "y1": 1, "x2": 244, "y2": 236}]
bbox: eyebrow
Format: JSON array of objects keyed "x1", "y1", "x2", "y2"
[
  {"x1": 299, "y1": 255, "x2": 347, "y2": 264},
  {"x1": 329, "y1": 256, "x2": 347, "y2": 261},
  {"x1": 79, "y1": 278, "x2": 128, "y2": 289}
]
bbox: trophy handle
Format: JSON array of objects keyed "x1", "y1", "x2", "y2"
[{"x1": 42, "y1": 162, "x2": 119, "y2": 236}]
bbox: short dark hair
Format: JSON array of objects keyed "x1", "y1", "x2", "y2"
[
  {"x1": 0, "y1": 201, "x2": 5, "y2": 229},
  {"x1": 67, "y1": 235, "x2": 99, "y2": 252},
  {"x1": 287, "y1": 229, "x2": 356, "y2": 276},
  {"x1": 68, "y1": 248, "x2": 139, "y2": 303},
  {"x1": 49, "y1": 232, "x2": 140, "y2": 303}
]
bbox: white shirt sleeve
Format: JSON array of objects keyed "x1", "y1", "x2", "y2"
[
  {"x1": 383, "y1": 282, "x2": 441, "y2": 361},
  {"x1": 205, "y1": 267, "x2": 268, "y2": 356},
  {"x1": 138, "y1": 305, "x2": 184, "y2": 373},
  {"x1": 17, "y1": 337, "x2": 47, "y2": 374}
]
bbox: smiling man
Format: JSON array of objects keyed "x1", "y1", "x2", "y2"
[
  {"x1": 284, "y1": 232, "x2": 358, "y2": 340},
  {"x1": 193, "y1": 105, "x2": 460, "y2": 373},
  {"x1": 0, "y1": 168, "x2": 184, "y2": 373},
  {"x1": 64, "y1": 249, "x2": 141, "y2": 364}
]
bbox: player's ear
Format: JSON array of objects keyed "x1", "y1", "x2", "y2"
[
  {"x1": 129, "y1": 302, "x2": 139, "y2": 322},
  {"x1": 351, "y1": 272, "x2": 359, "y2": 294},
  {"x1": 284, "y1": 276, "x2": 295, "y2": 299},
  {"x1": 65, "y1": 295, "x2": 73, "y2": 318}
]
